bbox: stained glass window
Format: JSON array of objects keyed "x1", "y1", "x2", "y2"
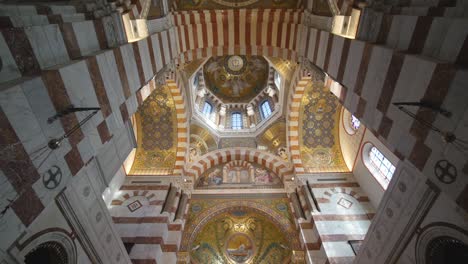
[
  {"x1": 369, "y1": 146, "x2": 396, "y2": 188},
  {"x1": 260, "y1": 101, "x2": 272, "y2": 119},
  {"x1": 232, "y1": 112, "x2": 243, "y2": 129},
  {"x1": 202, "y1": 101, "x2": 212, "y2": 116},
  {"x1": 351, "y1": 115, "x2": 360, "y2": 130}
]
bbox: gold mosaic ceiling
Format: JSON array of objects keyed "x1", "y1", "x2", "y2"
[
  {"x1": 130, "y1": 84, "x2": 178, "y2": 175},
  {"x1": 257, "y1": 120, "x2": 288, "y2": 160},
  {"x1": 203, "y1": 55, "x2": 269, "y2": 103},
  {"x1": 184, "y1": 196, "x2": 300, "y2": 264},
  {"x1": 176, "y1": 0, "x2": 301, "y2": 10},
  {"x1": 189, "y1": 124, "x2": 218, "y2": 162},
  {"x1": 299, "y1": 73, "x2": 348, "y2": 173},
  {"x1": 190, "y1": 210, "x2": 291, "y2": 263}
]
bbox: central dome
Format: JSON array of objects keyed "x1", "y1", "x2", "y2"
[{"x1": 203, "y1": 55, "x2": 269, "y2": 103}]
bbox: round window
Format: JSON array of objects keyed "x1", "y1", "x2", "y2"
[{"x1": 426, "y1": 236, "x2": 468, "y2": 264}]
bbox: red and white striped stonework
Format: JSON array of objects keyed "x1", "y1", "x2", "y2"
[
  {"x1": 170, "y1": 9, "x2": 304, "y2": 64},
  {"x1": 298, "y1": 25, "x2": 468, "y2": 205},
  {"x1": 167, "y1": 78, "x2": 189, "y2": 176},
  {"x1": 293, "y1": 176, "x2": 375, "y2": 264},
  {"x1": 185, "y1": 148, "x2": 293, "y2": 180},
  {"x1": 0, "y1": 22, "x2": 179, "y2": 227},
  {"x1": 109, "y1": 184, "x2": 181, "y2": 263},
  {"x1": 286, "y1": 69, "x2": 311, "y2": 174}
]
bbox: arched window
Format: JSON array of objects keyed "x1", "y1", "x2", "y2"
[
  {"x1": 260, "y1": 100, "x2": 272, "y2": 119},
  {"x1": 193, "y1": 72, "x2": 199, "y2": 88},
  {"x1": 363, "y1": 144, "x2": 396, "y2": 189},
  {"x1": 351, "y1": 115, "x2": 360, "y2": 130},
  {"x1": 231, "y1": 112, "x2": 243, "y2": 129},
  {"x1": 24, "y1": 242, "x2": 68, "y2": 264},
  {"x1": 274, "y1": 71, "x2": 281, "y2": 89},
  {"x1": 202, "y1": 101, "x2": 212, "y2": 116}
]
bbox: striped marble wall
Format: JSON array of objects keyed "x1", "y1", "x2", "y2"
[{"x1": 110, "y1": 182, "x2": 184, "y2": 263}]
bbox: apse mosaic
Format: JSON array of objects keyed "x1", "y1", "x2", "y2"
[
  {"x1": 176, "y1": 0, "x2": 300, "y2": 10},
  {"x1": 130, "y1": 85, "x2": 177, "y2": 175},
  {"x1": 203, "y1": 56, "x2": 269, "y2": 103},
  {"x1": 196, "y1": 161, "x2": 282, "y2": 189},
  {"x1": 299, "y1": 76, "x2": 348, "y2": 173},
  {"x1": 190, "y1": 210, "x2": 292, "y2": 264}
]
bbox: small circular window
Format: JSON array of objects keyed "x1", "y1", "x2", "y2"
[
  {"x1": 24, "y1": 241, "x2": 68, "y2": 264},
  {"x1": 342, "y1": 109, "x2": 360, "y2": 135},
  {"x1": 426, "y1": 236, "x2": 468, "y2": 264},
  {"x1": 351, "y1": 115, "x2": 360, "y2": 130}
]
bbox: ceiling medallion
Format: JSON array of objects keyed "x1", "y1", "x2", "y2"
[
  {"x1": 225, "y1": 233, "x2": 255, "y2": 263},
  {"x1": 225, "y1": 55, "x2": 247, "y2": 75}
]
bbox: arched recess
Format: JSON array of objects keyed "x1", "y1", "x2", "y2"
[
  {"x1": 14, "y1": 229, "x2": 77, "y2": 264},
  {"x1": 185, "y1": 148, "x2": 293, "y2": 180},
  {"x1": 131, "y1": 76, "x2": 189, "y2": 176},
  {"x1": 180, "y1": 201, "x2": 301, "y2": 251},
  {"x1": 287, "y1": 66, "x2": 348, "y2": 174},
  {"x1": 287, "y1": 69, "x2": 311, "y2": 174}
]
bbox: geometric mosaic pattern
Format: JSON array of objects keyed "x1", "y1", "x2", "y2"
[
  {"x1": 130, "y1": 84, "x2": 178, "y2": 175},
  {"x1": 298, "y1": 73, "x2": 348, "y2": 173}
]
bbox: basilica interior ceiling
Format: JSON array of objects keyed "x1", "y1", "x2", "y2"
[
  {"x1": 203, "y1": 55, "x2": 269, "y2": 103},
  {"x1": 299, "y1": 73, "x2": 348, "y2": 173},
  {"x1": 175, "y1": 0, "x2": 301, "y2": 10},
  {"x1": 129, "y1": 84, "x2": 178, "y2": 175},
  {"x1": 183, "y1": 196, "x2": 300, "y2": 264}
]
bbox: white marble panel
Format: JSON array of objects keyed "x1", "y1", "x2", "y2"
[
  {"x1": 126, "y1": 95, "x2": 138, "y2": 116},
  {"x1": 43, "y1": 24, "x2": 69, "y2": 66},
  {"x1": 439, "y1": 18, "x2": 468, "y2": 62},
  {"x1": 314, "y1": 220, "x2": 371, "y2": 235},
  {"x1": 24, "y1": 26, "x2": 56, "y2": 69},
  {"x1": 315, "y1": 31, "x2": 329, "y2": 68},
  {"x1": 341, "y1": 40, "x2": 365, "y2": 91},
  {"x1": 59, "y1": 60, "x2": 102, "y2": 124},
  {"x1": 112, "y1": 126, "x2": 132, "y2": 163},
  {"x1": 151, "y1": 34, "x2": 164, "y2": 71},
  {"x1": 62, "y1": 14, "x2": 86, "y2": 23},
  {"x1": 322, "y1": 242, "x2": 355, "y2": 257},
  {"x1": 307, "y1": 28, "x2": 318, "y2": 61},
  {"x1": 96, "y1": 51, "x2": 125, "y2": 119},
  {"x1": 422, "y1": 17, "x2": 451, "y2": 59},
  {"x1": 13, "y1": 5, "x2": 38, "y2": 16},
  {"x1": 129, "y1": 244, "x2": 162, "y2": 260},
  {"x1": 159, "y1": 253, "x2": 177, "y2": 263},
  {"x1": 138, "y1": 40, "x2": 153, "y2": 82},
  {"x1": 386, "y1": 15, "x2": 417, "y2": 51},
  {"x1": 0, "y1": 171, "x2": 26, "y2": 251},
  {"x1": 0, "y1": 34, "x2": 21, "y2": 83},
  {"x1": 327, "y1": 36, "x2": 344, "y2": 78},
  {"x1": 115, "y1": 223, "x2": 168, "y2": 237},
  {"x1": 361, "y1": 46, "x2": 393, "y2": 129},
  {"x1": 0, "y1": 85, "x2": 47, "y2": 157},
  {"x1": 50, "y1": 5, "x2": 76, "y2": 15},
  {"x1": 96, "y1": 140, "x2": 122, "y2": 184},
  {"x1": 161, "y1": 31, "x2": 171, "y2": 66},
  {"x1": 72, "y1": 21, "x2": 100, "y2": 56},
  {"x1": 120, "y1": 44, "x2": 140, "y2": 93}
]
